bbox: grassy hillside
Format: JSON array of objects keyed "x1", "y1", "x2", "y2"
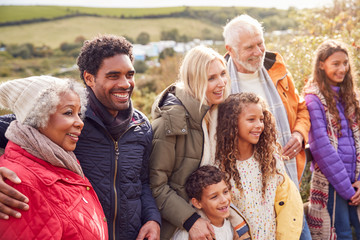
[
  {"x1": 0, "y1": 5, "x2": 286, "y2": 22},
  {"x1": 0, "y1": 5, "x2": 297, "y2": 32},
  {"x1": 0, "y1": 6, "x2": 70, "y2": 22},
  {"x1": 0, "y1": 6, "x2": 189, "y2": 23},
  {"x1": 0, "y1": 16, "x2": 221, "y2": 48}
]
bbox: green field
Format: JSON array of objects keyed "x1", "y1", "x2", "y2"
[
  {"x1": 0, "y1": 16, "x2": 221, "y2": 48},
  {"x1": 0, "y1": 5, "x2": 296, "y2": 48},
  {"x1": 0, "y1": 5, "x2": 289, "y2": 24},
  {"x1": 0, "y1": 6, "x2": 191, "y2": 23},
  {"x1": 0, "y1": 6, "x2": 233, "y2": 24},
  {"x1": 0, "y1": 6, "x2": 72, "y2": 22}
]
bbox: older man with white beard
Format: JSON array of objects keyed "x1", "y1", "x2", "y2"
[
  {"x1": 224, "y1": 14, "x2": 310, "y2": 186},
  {"x1": 223, "y1": 14, "x2": 312, "y2": 240}
]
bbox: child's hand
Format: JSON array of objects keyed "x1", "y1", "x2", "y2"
[{"x1": 349, "y1": 181, "x2": 360, "y2": 206}]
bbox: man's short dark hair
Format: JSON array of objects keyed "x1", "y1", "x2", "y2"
[
  {"x1": 77, "y1": 34, "x2": 134, "y2": 82},
  {"x1": 185, "y1": 165, "x2": 228, "y2": 201}
]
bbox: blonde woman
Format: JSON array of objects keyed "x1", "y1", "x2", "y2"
[{"x1": 149, "y1": 45, "x2": 250, "y2": 240}]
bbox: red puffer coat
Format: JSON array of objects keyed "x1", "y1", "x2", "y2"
[{"x1": 0, "y1": 141, "x2": 108, "y2": 240}]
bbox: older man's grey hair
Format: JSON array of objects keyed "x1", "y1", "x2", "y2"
[
  {"x1": 24, "y1": 79, "x2": 88, "y2": 129},
  {"x1": 223, "y1": 14, "x2": 264, "y2": 48}
]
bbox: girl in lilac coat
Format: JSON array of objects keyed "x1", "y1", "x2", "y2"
[{"x1": 304, "y1": 40, "x2": 360, "y2": 239}]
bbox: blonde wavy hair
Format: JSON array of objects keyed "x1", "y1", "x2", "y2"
[{"x1": 177, "y1": 45, "x2": 230, "y2": 109}]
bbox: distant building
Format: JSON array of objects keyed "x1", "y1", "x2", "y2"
[{"x1": 133, "y1": 45, "x2": 147, "y2": 61}]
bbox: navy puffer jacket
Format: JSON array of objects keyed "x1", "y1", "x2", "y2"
[{"x1": 75, "y1": 106, "x2": 161, "y2": 240}]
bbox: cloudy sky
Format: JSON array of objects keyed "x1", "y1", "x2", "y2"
[{"x1": 0, "y1": 0, "x2": 333, "y2": 9}]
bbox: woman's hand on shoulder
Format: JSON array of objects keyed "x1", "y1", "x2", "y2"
[{"x1": 189, "y1": 218, "x2": 215, "y2": 240}]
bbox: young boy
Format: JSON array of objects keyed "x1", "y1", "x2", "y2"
[{"x1": 171, "y1": 165, "x2": 251, "y2": 240}]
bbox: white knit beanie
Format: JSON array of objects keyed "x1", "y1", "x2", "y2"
[{"x1": 0, "y1": 76, "x2": 64, "y2": 123}]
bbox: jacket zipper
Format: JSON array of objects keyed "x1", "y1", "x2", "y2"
[
  {"x1": 110, "y1": 121, "x2": 144, "y2": 240},
  {"x1": 199, "y1": 108, "x2": 210, "y2": 166},
  {"x1": 112, "y1": 140, "x2": 119, "y2": 240}
]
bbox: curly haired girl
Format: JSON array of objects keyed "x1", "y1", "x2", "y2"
[
  {"x1": 216, "y1": 92, "x2": 303, "y2": 239},
  {"x1": 304, "y1": 39, "x2": 360, "y2": 239}
]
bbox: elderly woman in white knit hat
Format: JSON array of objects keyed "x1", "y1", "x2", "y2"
[{"x1": 0, "y1": 76, "x2": 108, "y2": 239}]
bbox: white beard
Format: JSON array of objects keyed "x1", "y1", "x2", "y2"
[{"x1": 235, "y1": 54, "x2": 265, "y2": 73}]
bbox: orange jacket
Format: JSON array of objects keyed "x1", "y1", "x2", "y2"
[{"x1": 264, "y1": 51, "x2": 310, "y2": 182}]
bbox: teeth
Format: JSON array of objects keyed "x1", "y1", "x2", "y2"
[
  {"x1": 67, "y1": 133, "x2": 77, "y2": 137},
  {"x1": 113, "y1": 93, "x2": 128, "y2": 98},
  {"x1": 218, "y1": 206, "x2": 228, "y2": 210}
]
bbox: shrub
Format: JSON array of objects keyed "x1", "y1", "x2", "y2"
[
  {"x1": 136, "y1": 32, "x2": 150, "y2": 45},
  {"x1": 134, "y1": 60, "x2": 148, "y2": 73},
  {"x1": 159, "y1": 48, "x2": 175, "y2": 60}
]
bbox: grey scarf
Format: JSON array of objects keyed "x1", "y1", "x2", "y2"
[
  {"x1": 5, "y1": 120, "x2": 84, "y2": 177},
  {"x1": 228, "y1": 56, "x2": 298, "y2": 185}
]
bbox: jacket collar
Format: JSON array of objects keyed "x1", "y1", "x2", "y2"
[
  {"x1": 4, "y1": 141, "x2": 91, "y2": 187},
  {"x1": 152, "y1": 85, "x2": 210, "y2": 135},
  {"x1": 264, "y1": 51, "x2": 288, "y2": 83},
  {"x1": 153, "y1": 84, "x2": 210, "y2": 123},
  {"x1": 85, "y1": 102, "x2": 144, "y2": 131},
  {"x1": 225, "y1": 51, "x2": 288, "y2": 84},
  {"x1": 175, "y1": 85, "x2": 210, "y2": 124}
]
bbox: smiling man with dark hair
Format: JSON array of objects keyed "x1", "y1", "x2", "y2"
[{"x1": 0, "y1": 35, "x2": 161, "y2": 240}]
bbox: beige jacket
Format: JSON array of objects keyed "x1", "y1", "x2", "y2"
[{"x1": 149, "y1": 85, "x2": 210, "y2": 239}]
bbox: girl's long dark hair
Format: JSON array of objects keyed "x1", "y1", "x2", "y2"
[{"x1": 311, "y1": 39, "x2": 360, "y2": 131}]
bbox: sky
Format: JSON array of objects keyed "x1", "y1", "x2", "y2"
[{"x1": 0, "y1": 0, "x2": 333, "y2": 10}]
